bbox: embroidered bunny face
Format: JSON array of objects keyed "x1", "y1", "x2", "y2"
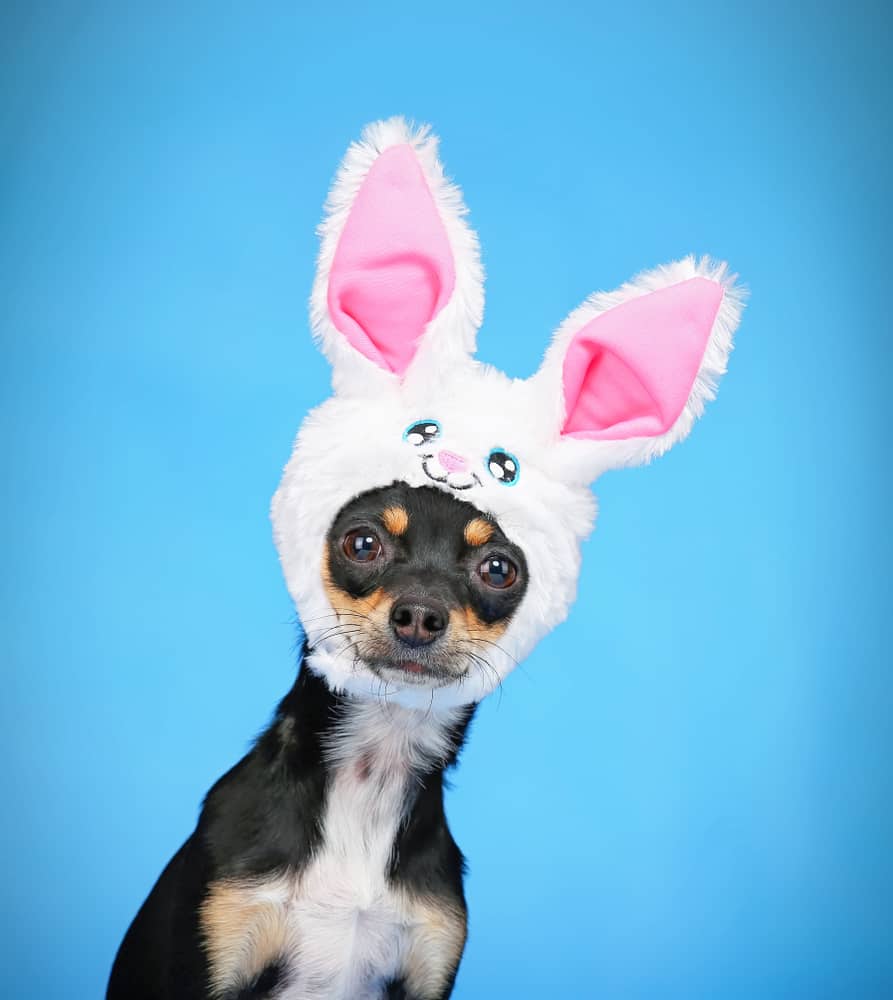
[
  {"x1": 403, "y1": 419, "x2": 484, "y2": 491},
  {"x1": 402, "y1": 418, "x2": 519, "y2": 491},
  {"x1": 272, "y1": 118, "x2": 744, "y2": 710}
]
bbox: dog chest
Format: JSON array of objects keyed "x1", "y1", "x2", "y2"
[
  {"x1": 202, "y1": 703, "x2": 463, "y2": 1000},
  {"x1": 277, "y1": 753, "x2": 415, "y2": 999}
]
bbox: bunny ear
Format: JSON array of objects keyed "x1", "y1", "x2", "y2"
[
  {"x1": 536, "y1": 257, "x2": 745, "y2": 478},
  {"x1": 310, "y1": 118, "x2": 483, "y2": 389}
]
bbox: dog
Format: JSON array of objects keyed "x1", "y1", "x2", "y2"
[{"x1": 108, "y1": 118, "x2": 743, "y2": 999}]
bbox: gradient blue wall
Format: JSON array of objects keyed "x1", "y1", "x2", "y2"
[{"x1": 2, "y1": 2, "x2": 890, "y2": 997}]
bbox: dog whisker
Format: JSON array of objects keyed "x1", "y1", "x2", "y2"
[
  {"x1": 307, "y1": 623, "x2": 363, "y2": 644},
  {"x1": 463, "y1": 631, "x2": 521, "y2": 667},
  {"x1": 302, "y1": 610, "x2": 372, "y2": 625},
  {"x1": 459, "y1": 643, "x2": 505, "y2": 709}
]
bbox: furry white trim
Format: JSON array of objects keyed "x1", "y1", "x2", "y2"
[
  {"x1": 272, "y1": 120, "x2": 745, "y2": 709},
  {"x1": 309, "y1": 117, "x2": 484, "y2": 399},
  {"x1": 534, "y1": 255, "x2": 747, "y2": 483}
]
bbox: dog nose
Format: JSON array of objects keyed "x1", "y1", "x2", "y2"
[
  {"x1": 390, "y1": 598, "x2": 449, "y2": 647},
  {"x1": 438, "y1": 449, "x2": 468, "y2": 473}
]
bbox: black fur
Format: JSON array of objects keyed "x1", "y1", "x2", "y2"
[
  {"x1": 108, "y1": 662, "x2": 474, "y2": 999},
  {"x1": 327, "y1": 483, "x2": 528, "y2": 628},
  {"x1": 108, "y1": 484, "x2": 527, "y2": 999}
]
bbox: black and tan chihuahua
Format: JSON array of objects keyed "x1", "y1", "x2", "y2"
[
  {"x1": 108, "y1": 115, "x2": 742, "y2": 999},
  {"x1": 109, "y1": 484, "x2": 527, "y2": 1000}
]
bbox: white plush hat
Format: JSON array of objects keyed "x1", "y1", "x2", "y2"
[{"x1": 272, "y1": 118, "x2": 745, "y2": 710}]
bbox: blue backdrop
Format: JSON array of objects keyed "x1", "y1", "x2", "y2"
[{"x1": 2, "y1": 2, "x2": 890, "y2": 997}]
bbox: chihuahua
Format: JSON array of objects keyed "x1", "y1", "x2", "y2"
[{"x1": 108, "y1": 118, "x2": 743, "y2": 999}]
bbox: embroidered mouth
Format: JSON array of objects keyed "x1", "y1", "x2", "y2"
[{"x1": 421, "y1": 454, "x2": 482, "y2": 491}]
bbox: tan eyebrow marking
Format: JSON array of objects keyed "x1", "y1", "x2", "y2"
[
  {"x1": 464, "y1": 517, "x2": 494, "y2": 547},
  {"x1": 382, "y1": 505, "x2": 410, "y2": 537}
]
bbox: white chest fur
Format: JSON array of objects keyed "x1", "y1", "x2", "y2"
[
  {"x1": 283, "y1": 701, "x2": 463, "y2": 1000},
  {"x1": 281, "y1": 734, "x2": 416, "y2": 997},
  {"x1": 202, "y1": 700, "x2": 465, "y2": 1000}
]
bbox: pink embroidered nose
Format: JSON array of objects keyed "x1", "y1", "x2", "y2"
[{"x1": 438, "y1": 449, "x2": 468, "y2": 473}]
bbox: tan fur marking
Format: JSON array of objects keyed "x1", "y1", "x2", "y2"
[
  {"x1": 450, "y1": 605, "x2": 509, "y2": 643},
  {"x1": 363, "y1": 587, "x2": 387, "y2": 611},
  {"x1": 463, "y1": 516, "x2": 494, "y2": 548},
  {"x1": 200, "y1": 878, "x2": 289, "y2": 997},
  {"x1": 382, "y1": 505, "x2": 410, "y2": 536},
  {"x1": 320, "y1": 544, "x2": 509, "y2": 676},
  {"x1": 321, "y1": 546, "x2": 393, "y2": 632},
  {"x1": 402, "y1": 895, "x2": 467, "y2": 999}
]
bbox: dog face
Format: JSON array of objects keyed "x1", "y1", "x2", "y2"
[
  {"x1": 321, "y1": 483, "x2": 527, "y2": 692},
  {"x1": 271, "y1": 119, "x2": 744, "y2": 709}
]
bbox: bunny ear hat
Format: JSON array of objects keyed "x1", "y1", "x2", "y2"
[{"x1": 272, "y1": 118, "x2": 745, "y2": 710}]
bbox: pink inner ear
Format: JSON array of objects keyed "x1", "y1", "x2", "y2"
[
  {"x1": 561, "y1": 277, "x2": 724, "y2": 440},
  {"x1": 328, "y1": 144, "x2": 455, "y2": 376}
]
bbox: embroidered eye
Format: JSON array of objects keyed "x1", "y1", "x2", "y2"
[
  {"x1": 342, "y1": 529, "x2": 383, "y2": 563},
  {"x1": 404, "y1": 420, "x2": 441, "y2": 447},
  {"x1": 477, "y1": 555, "x2": 518, "y2": 590},
  {"x1": 487, "y1": 449, "x2": 520, "y2": 485}
]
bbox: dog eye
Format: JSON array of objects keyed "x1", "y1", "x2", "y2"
[
  {"x1": 342, "y1": 529, "x2": 383, "y2": 563},
  {"x1": 404, "y1": 419, "x2": 441, "y2": 446},
  {"x1": 487, "y1": 449, "x2": 520, "y2": 485},
  {"x1": 477, "y1": 555, "x2": 518, "y2": 589}
]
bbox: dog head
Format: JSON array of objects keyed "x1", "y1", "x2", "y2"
[
  {"x1": 272, "y1": 118, "x2": 744, "y2": 709},
  {"x1": 321, "y1": 483, "x2": 527, "y2": 694}
]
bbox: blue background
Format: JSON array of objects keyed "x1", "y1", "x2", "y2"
[{"x1": 2, "y1": 2, "x2": 890, "y2": 997}]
